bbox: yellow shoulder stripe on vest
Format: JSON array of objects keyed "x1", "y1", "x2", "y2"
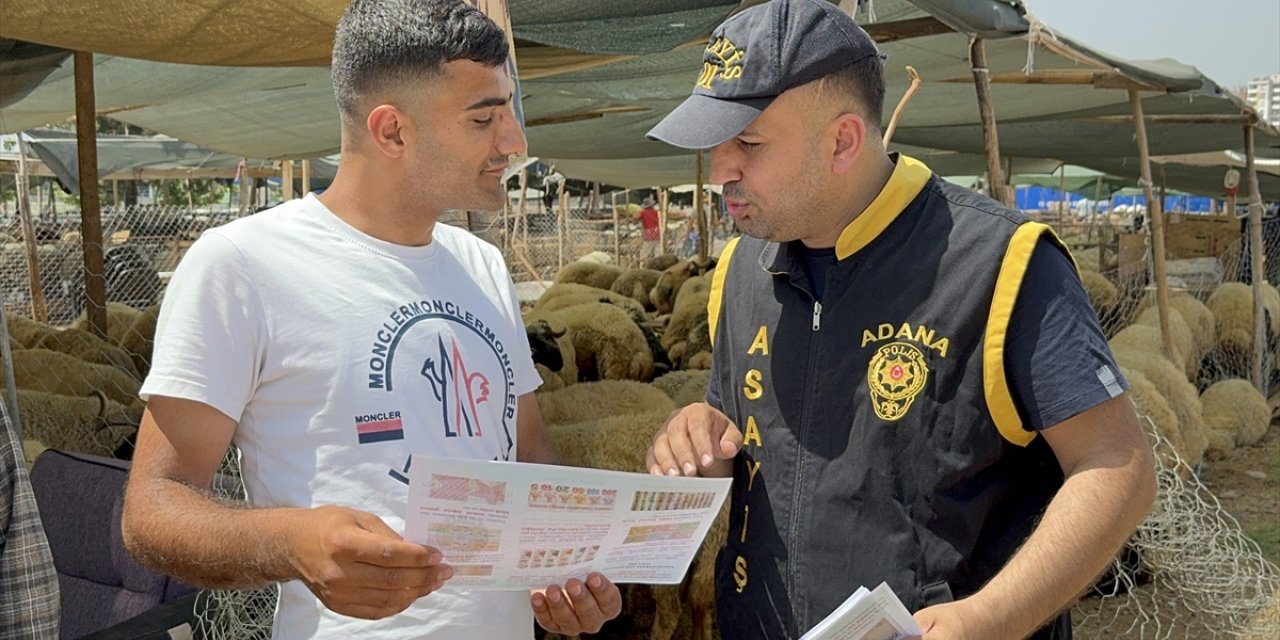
[
  {"x1": 834, "y1": 155, "x2": 932, "y2": 260},
  {"x1": 707, "y1": 236, "x2": 742, "y2": 348},
  {"x1": 983, "y1": 222, "x2": 1067, "y2": 447}
]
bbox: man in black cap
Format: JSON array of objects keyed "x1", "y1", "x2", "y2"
[{"x1": 644, "y1": 0, "x2": 1156, "y2": 638}]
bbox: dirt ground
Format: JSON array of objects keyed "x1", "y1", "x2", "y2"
[{"x1": 1073, "y1": 396, "x2": 1280, "y2": 640}]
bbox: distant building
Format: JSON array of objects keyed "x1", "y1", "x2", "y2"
[{"x1": 1245, "y1": 74, "x2": 1280, "y2": 129}]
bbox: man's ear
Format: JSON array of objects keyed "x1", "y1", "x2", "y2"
[
  {"x1": 366, "y1": 104, "x2": 408, "y2": 159},
  {"x1": 829, "y1": 112, "x2": 867, "y2": 176}
]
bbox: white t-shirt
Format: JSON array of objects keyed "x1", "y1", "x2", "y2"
[{"x1": 141, "y1": 194, "x2": 540, "y2": 639}]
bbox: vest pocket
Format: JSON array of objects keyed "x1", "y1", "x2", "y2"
[{"x1": 921, "y1": 580, "x2": 954, "y2": 607}]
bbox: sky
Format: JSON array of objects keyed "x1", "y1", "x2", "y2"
[{"x1": 1028, "y1": 0, "x2": 1279, "y2": 90}]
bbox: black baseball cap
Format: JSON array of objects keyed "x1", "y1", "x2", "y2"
[{"x1": 647, "y1": 0, "x2": 882, "y2": 150}]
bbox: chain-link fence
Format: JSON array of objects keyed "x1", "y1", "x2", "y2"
[{"x1": 497, "y1": 190, "x2": 726, "y2": 283}]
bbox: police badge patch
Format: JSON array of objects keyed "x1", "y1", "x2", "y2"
[{"x1": 867, "y1": 342, "x2": 929, "y2": 421}]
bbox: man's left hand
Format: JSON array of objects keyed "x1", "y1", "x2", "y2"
[
  {"x1": 913, "y1": 599, "x2": 998, "y2": 640},
  {"x1": 531, "y1": 572, "x2": 622, "y2": 635}
]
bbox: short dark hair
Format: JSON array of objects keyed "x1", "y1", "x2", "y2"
[
  {"x1": 331, "y1": 0, "x2": 509, "y2": 126},
  {"x1": 821, "y1": 54, "x2": 886, "y2": 132}
]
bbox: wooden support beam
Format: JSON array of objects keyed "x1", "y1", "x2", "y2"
[
  {"x1": 970, "y1": 39, "x2": 1012, "y2": 207},
  {"x1": 301, "y1": 158, "x2": 312, "y2": 195},
  {"x1": 941, "y1": 69, "x2": 1161, "y2": 91},
  {"x1": 611, "y1": 191, "x2": 621, "y2": 264},
  {"x1": 15, "y1": 137, "x2": 48, "y2": 323},
  {"x1": 281, "y1": 160, "x2": 294, "y2": 201},
  {"x1": 866, "y1": 16, "x2": 954, "y2": 43},
  {"x1": 1130, "y1": 90, "x2": 1178, "y2": 365},
  {"x1": 75, "y1": 50, "x2": 107, "y2": 340},
  {"x1": 1078, "y1": 114, "x2": 1257, "y2": 125},
  {"x1": 1243, "y1": 125, "x2": 1269, "y2": 391},
  {"x1": 525, "y1": 106, "x2": 649, "y2": 128}
]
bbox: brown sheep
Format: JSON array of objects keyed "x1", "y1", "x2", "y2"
[
  {"x1": 651, "y1": 258, "x2": 716, "y2": 315},
  {"x1": 611, "y1": 268, "x2": 663, "y2": 310}
]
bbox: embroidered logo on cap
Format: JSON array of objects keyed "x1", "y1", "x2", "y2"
[{"x1": 696, "y1": 36, "x2": 746, "y2": 89}]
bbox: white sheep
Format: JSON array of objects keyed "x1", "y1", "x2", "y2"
[
  {"x1": 34, "y1": 327, "x2": 142, "y2": 379},
  {"x1": 533, "y1": 282, "x2": 646, "y2": 316},
  {"x1": 528, "y1": 304, "x2": 655, "y2": 382},
  {"x1": 14, "y1": 389, "x2": 139, "y2": 458},
  {"x1": 553, "y1": 261, "x2": 625, "y2": 290},
  {"x1": 5, "y1": 348, "x2": 142, "y2": 408},
  {"x1": 652, "y1": 370, "x2": 712, "y2": 409},
  {"x1": 1200, "y1": 379, "x2": 1271, "y2": 455},
  {"x1": 537, "y1": 381, "x2": 674, "y2": 427},
  {"x1": 611, "y1": 268, "x2": 663, "y2": 310},
  {"x1": 1112, "y1": 348, "x2": 1206, "y2": 468}
]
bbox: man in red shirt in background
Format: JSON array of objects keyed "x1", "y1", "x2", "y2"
[{"x1": 635, "y1": 195, "x2": 662, "y2": 259}]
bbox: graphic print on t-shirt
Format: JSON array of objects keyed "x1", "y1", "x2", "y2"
[{"x1": 362, "y1": 298, "x2": 520, "y2": 481}]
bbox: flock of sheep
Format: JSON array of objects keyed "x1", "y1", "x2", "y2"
[
  {"x1": 1080, "y1": 269, "x2": 1278, "y2": 471},
  {"x1": 6, "y1": 302, "x2": 158, "y2": 466}
]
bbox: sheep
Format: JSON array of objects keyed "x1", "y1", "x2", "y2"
[
  {"x1": 576, "y1": 250, "x2": 613, "y2": 265},
  {"x1": 14, "y1": 389, "x2": 140, "y2": 458},
  {"x1": 1136, "y1": 293, "x2": 1216, "y2": 368},
  {"x1": 1079, "y1": 270, "x2": 1118, "y2": 322},
  {"x1": 652, "y1": 370, "x2": 712, "y2": 409},
  {"x1": 661, "y1": 291, "x2": 711, "y2": 364},
  {"x1": 673, "y1": 273, "x2": 712, "y2": 313},
  {"x1": 1207, "y1": 281, "x2": 1280, "y2": 356},
  {"x1": 644, "y1": 253, "x2": 680, "y2": 271},
  {"x1": 22, "y1": 439, "x2": 48, "y2": 470},
  {"x1": 651, "y1": 258, "x2": 716, "y2": 315},
  {"x1": 534, "y1": 283, "x2": 646, "y2": 316},
  {"x1": 1133, "y1": 307, "x2": 1195, "y2": 377},
  {"x1": 121, "y1": 303, "x2": 160, "y2": 376},
  {"x1": 33, "y1": 327, "x2": 142, "y2": 379},
  {"x1": 553, "y1": 261, "x2": 625, "y2": 290},
  {"x1": 1112, "y1": 348, "x2": 1206, "y2": 468},
  {"x1": 528, "y1": 304, "x2": 655, "y2": 382},
  {"x1": 534, "y1": 363, "x2": 566, "y2": 392},
  {"x1": 4, "y1": 348, "x2": 142, "y2": 408},
  {"x1": 537, "y1": 381, "x2": 675, "y2": 427},
  {"x1": 1118, "y1": 365, "x2": 1186, "y2": 471},
  {"x1": 546, "y1": 409, "x2": 721, "y2": 640},
  {"x1": 72, "y1": 301, "x2": 144, "y2": 345},
  {"x1": 525, "y1": 319, "x2": 566, "y2": 373},
  {"x1": 611, "y1": 268, "x2": 663, "y2": 310},
  {"x1": 522, "y1": 315, "x2": 577, "y2": 388},
  {"x1": 1200, "y1": 379, "x2": 1270, "y2": 455},
  {"x1": 6, "y1": 313, "x2": 57, "y2": 348}
]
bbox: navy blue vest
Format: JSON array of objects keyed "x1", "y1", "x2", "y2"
[{"x1": 707, "y1": 156, "x2": 1071, "y2": 639}]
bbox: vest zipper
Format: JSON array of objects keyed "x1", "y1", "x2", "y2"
[{"x1": 789, "y1": 292, "x2": 820, "y2": 631}]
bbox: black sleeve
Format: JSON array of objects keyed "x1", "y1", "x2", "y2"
[{"x1": 1005, "y1": 237, "x2": 1129, "y2": 432}]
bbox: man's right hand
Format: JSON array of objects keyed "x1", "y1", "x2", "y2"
[
  {"x1": 646, "y1": 403, "x2": 742, "y2": 478},
  {"x1": 287, "y1": 505, "x2": 453, "y2": 620}
]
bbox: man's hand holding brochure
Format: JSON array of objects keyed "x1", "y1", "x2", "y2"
[{"x1": 403, "y1": 456, "x2": 731, "y2": 589}]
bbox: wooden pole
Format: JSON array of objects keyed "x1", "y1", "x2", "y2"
[
  {"x1": 186, "y1": 177, "x2": 194, "y2": 209},
  {"x1": 969, "y1": 39, "x2": 1011, "y2": 207},
  {"x1": 281, "y1": 160, "x2": 294, "y2": 201},
  {"x1": 696, "y1": 150, "x2": 708, "y2": 261},
  {"x1": 238, "y1": 161, "x2": 251, "y2": 216},
  {"x1": 557, "y1": 179, "x2": 566, "y2": 270},
  {"x1": 1243, "y1": 125, "x2": 1268, "y2": 392},
  {"x1": 74, "y1": 51, "x2": 107, "y2": 339},
  {"x1": 611, "y1": 191, "x2": 620, "y2": 263},
  {"x1": 15, "y1": 137, "x2": 48, "y2": 323},
  {"x1": 112, "y1": 179, "x2": 119, "y2": 210},
  {"x1": 1128, "y1": 90, "x2": 1177, "y2": 364},
  {"x1": 517, "y1": 169, "x2": 528, "y2": 247},
  {"x1": 301, "y1": 159, "x2": 312, "y2": 196},
  {"x1": 659, "y1": 188, "x2": 669, "y2": 254},
  {"x1": 1058, "y1": 163, "x2": 1068, "y2": 220}
]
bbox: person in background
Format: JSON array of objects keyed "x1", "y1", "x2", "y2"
[{"x1": 635, "y1": 195, "x2": 662, "y2": 259}]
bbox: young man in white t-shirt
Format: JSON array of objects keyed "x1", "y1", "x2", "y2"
[{"x1": 120, "y1": 1, "x2": 622, "y2": 638}]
